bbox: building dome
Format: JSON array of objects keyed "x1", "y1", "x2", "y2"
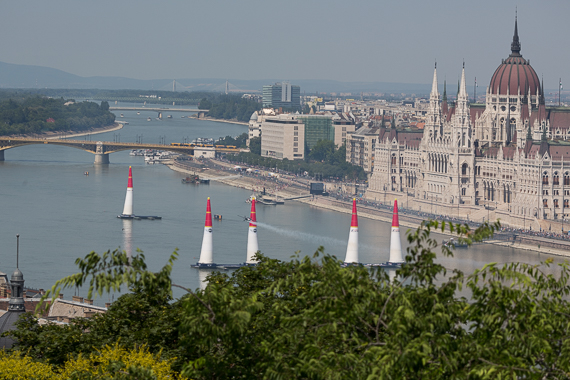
[
  {"x1": 489, "y1": 18, "x2": 541, "y2": 96},
  {"x1": 250, "y1": 111, "x2": 258, "y2": 121},
  {"x1": 10, "y1": 268, "x2": 23, "y2": 282}
]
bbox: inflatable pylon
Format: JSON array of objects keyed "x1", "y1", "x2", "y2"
[
  {"x1": 344, "y1": 198, "x2": 359, "y2": 263},
  {"x1": 246, "y1": 197, "x2": 259, "y2": 264},
  {"x1": 121, "y1": 166, "x2": 134, "y2": 217},
  {"x1": 389, "y1": 199, "x2": 404, "y2": 263},
  {"x1": 198, "y1": 198, "x2": 214, "y2": 264}
]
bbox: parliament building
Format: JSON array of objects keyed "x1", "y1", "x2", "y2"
[{"x1": 366, "y1": 19, "x2": 570, "y2": 231}]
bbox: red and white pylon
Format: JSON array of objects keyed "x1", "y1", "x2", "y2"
[
  {"x1": 121, "y1": 166, "x2": 134, "y2": 217},
  {"x1": 344, "y1": 198, "x2": 359, "y2": 264},
  {"x1": 246, "y1": 197, "x2": 259, "y2": 264},
  {"x1": 389, "y1": 199, "x2": 404, "y2": 264},
  {"x1": 198, "y1": 197, "x2": 214, "y2": 264}
]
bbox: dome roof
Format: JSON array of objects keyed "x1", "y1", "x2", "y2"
[
  {"x1": 11, "y1": 268, "x2": 23, "y2": 282},
  {"x1": 250, "y1": 111, "x2": 258, "y2": 121},
  {"x1": 0, "y1": 310, "x2": 24, "y2": 349},
  {"x1": 489, "y1": 18, "x2": 541, "y2": 96}
]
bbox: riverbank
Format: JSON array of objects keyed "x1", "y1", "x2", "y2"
[
  {"x1": 5, "y1": 122, "x2": 125, "y2": 141},
  {"x1": 44, "y1": 122, "x2": 124, "y2": 140},
  {"x1": 189, "y1": 115, "x2": 248, "y2": 126},
  {"x1": 167, "y1": 158, "x2": 570, "y2": 260}
]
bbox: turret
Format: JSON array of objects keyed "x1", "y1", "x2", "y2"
[{"x1": 9, "y1": 268, "x2": 25, "y2": 312}]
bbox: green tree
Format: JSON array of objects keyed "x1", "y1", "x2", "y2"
[
  {"x1": 308, "y1": 139, "x2": 335, "y2": 162},
  {"x1": 15, "y1": 219, "x2": 570, "y2": 379},
  {"x1": 198, "y1": 98, "x2": 212, "y2": 110},
  {"x1": 249, "y1": 136, "x2": 261, "y2": 155}
]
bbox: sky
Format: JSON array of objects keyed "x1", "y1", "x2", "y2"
[{"x1": 1, "y1": 0, "x2": 569, "y2": 90}]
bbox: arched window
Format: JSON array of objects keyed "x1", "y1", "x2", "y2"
[{"x1": 462, "y1": 163, "x2": 468, "y2": 176}]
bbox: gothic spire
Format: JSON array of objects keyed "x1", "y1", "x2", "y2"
[
  {"x1": 443, "y1": 80, "x2": 447, "y2": 102},
  {"x1": 510, "y1": 11, "x2": 521, "y2": 57},
  {"x1": 540, "y1": 76, "x2": 545, "y2": 104},
  {"x1": 430, "y1": 62, "x2": 439, "y2": 99},
  {"x1": 458, "y1": 63, "x2": 467, "y2": 99}
]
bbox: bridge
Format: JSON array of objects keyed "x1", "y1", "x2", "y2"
[
  {"x1": 109, "y1": 107, "x2": 205, "y2": 112},
  {"x1": 0, "y1": 137, "x2": 241, "y2": 164}
]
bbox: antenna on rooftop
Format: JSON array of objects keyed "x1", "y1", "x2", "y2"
[{"x1": 16, "y1": 234, "x2": 19, "y2": 269}]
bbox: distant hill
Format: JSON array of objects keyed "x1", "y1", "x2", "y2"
[{"x1": 0, "y1": 61, "x2": 435, "y2": 95}]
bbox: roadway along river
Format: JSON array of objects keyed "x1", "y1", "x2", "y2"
[{"x1": 0, "y1": 105, "x2": 565, "y2": 303}]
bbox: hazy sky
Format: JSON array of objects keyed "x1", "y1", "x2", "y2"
[{"x1": 1, "y1": 0, "x2": 568, "y2": 89}]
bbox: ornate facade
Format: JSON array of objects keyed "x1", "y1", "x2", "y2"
[{"x1": 366, "y1": 19, "x2": 570, "y2": 230}]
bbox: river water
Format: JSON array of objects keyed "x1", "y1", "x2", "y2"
[{"x1": 0, "y1": 104, "x2": 565, "y2": 304}]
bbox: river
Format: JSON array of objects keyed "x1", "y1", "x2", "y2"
[{"x1": 0, "y1": 104, "x2": 564, "y2": 304}]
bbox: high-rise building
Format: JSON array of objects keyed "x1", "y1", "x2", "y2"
[
  {"x1": 296, "y1": 115, "x2": 335, "y2": 150},
  {"x1": 262, "y1": 82, "x2": 301, "y2": 110},
  {"x1": 261, "y1": 114, "x2": 305, "y2": 160}
]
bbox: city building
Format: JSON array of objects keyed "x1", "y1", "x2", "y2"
[
  {"x1": 258, "y1": 112, "x2": 355, "y2": 161},
  {"x1": 247, "y1": 109, "x2": 276, "y2": 145},
  {"x1": 366, "y1": 18, "x2": 570, "y2": 231},
  {"x1": 297, "y1": 115, "x2": 335, "y2": 150},
  {"x1": 262, "y1": 82, "x2": 301, "y2": 110},
  {"x1": 260, "y1": 114, "x2": 305, "y2": 160},
  {"x1": 346, "y1": 125, "x2": 380, "y2": 174},
  {"x1": 332, "y1": 113, "x2": 356, "y2": 147}
]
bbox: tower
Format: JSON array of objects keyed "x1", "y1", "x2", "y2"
[
  {"x1": 0, "y1": 235, "x2": 27, "y2": 349},
  {"x1": 452, "y1": 63, "x2": 472, "y2": 148},
  {"x1": 424, "y1": 64, "x2": 442, "y2": 141}
]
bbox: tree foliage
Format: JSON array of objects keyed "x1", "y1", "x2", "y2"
[
  {"x1": 0, "y1": 96, "x2": 115, "y2": 136},
  {"x1": 215, "y1": 132, "x2": 248, "y2": 148},
  {"x1": 11, "y1": 220, "x2": 570, "y2": 379},
  {"x1": 205, "y1": 94, "x2": 261, "y2": 122},
  {"x1": 249, "y1": 136, "x2": 261, "y2": 155},
  {"x1": 227, "y1": 146, "x2": 366, "y2": 181},
  {"x1": 0, "y1": 345, "x2": 180, "y2": 380}
]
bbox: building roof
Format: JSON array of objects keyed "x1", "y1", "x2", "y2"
[
  {"x1": 489, "y1": 18, "x2": 540, "y2": 96},
  {"x1": 0, "y1": 311, "x2": 24, "y2": 349}
]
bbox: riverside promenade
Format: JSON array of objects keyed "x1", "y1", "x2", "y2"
[{"x1": 168, "y1": 157, "x2": 570, "y2": 259}]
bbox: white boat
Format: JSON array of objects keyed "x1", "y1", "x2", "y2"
[
  {"x1": 120, "y1": 113, "x2": 124, "y2": 117},
  {"x1": 167, "y1": 115, "x2": 172, "y2": 119},
  {"x1": 147, "y1": 117, "x2": 151, "y2": 121},
  {"x1": 144, "y1": 151, "x2": 177, "y2": 164},
  {"x1": 137, "y1": 112, "x2": 140, "y2": 115}
]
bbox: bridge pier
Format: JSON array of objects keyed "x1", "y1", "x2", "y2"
[
  {"x1": 94, "y1": 153, "x2": 110, "y2": 164},
  {"x1": 94, "y1": 141, "x2": 109, "y2": 164},
  {"x1": 0, "y1": 150, "x2": 4, "y2": 161}
]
